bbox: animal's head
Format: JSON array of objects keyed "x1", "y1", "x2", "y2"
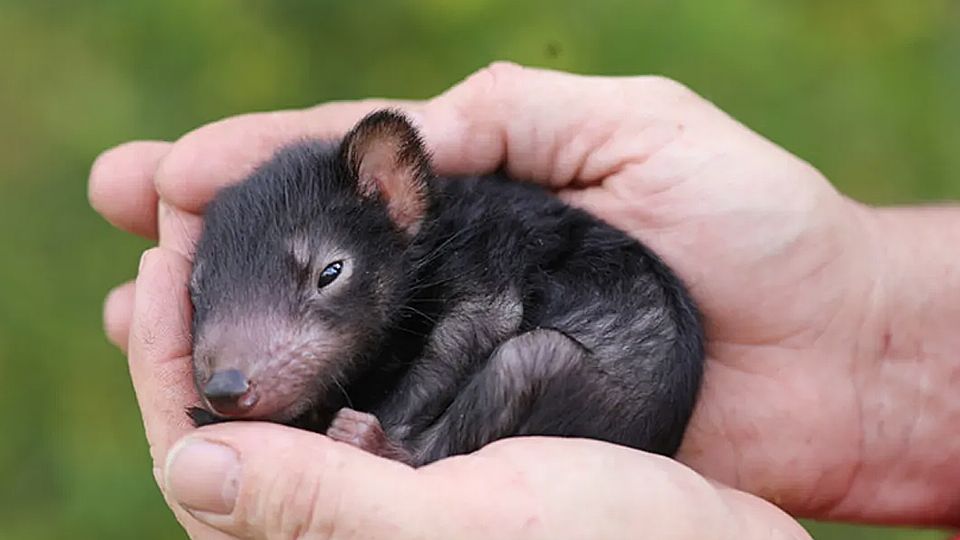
[{"x1": 189, "y1": 110, "x2": 432, "y2": 422}]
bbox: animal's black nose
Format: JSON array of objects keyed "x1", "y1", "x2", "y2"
[{"x1": 203, "y1": 369, "x2": 258, "y2": 416}]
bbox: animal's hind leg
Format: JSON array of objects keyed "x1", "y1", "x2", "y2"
[{"x1": 408, "y1": 328, "x2": 633, "y2": 465}]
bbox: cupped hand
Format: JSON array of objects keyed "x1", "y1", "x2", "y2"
[
  {"x1": 90, "y1": 62, "x2": 938, "y2": 530},
  {"x1": 125, "y1": 246, "x2": 807, "y2": 539}
]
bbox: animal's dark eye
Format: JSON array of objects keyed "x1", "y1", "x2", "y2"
[{"x1": 317, "y1": 261, "x2": 343, "y2": 289}]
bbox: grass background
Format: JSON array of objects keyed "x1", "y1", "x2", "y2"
[{"x1": 1, "y1": 1, "x2": 957, "y2": 538}]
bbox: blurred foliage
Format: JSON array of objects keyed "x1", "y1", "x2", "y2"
[{"x1": 0, "y1": 0, "x2": 957, "y2": 538}]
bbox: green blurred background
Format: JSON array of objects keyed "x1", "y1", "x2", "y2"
[{"x1": 1, "y1": 1, "x2": 957, "y2": 538}]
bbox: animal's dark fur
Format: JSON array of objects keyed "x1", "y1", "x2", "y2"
[{"x1": 188, "y1": 110, "x2": 705, "y2": 465}]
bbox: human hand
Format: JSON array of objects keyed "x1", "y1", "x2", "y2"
[
  {"x1": 90, "y1": 62, "x2": 959, "y2": 528},
  {"x1": 119, "y1": 246, "x2": 810, "y2": 538}
]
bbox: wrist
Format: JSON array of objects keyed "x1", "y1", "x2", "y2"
[
  {"x1": 845, "y1": 203, "x2": 960, "y2": 525},
  {"x1": 872, "y1": 205, "x2": 960, "y2": 367}
]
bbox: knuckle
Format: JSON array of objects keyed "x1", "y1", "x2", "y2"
[
  {"x1": 630, "y1": 74, "x2": 700, "y2": 104},
  {"x1": 153, "y1": 135, "x2": 194, "y2": 193},
  {"x1": 458, "y1": 60, "x2": 526, "y2": 105},
  {"x1": 479, "y1": 60, "x2": 525, "y2": 83},
  {"x1": 153, "y1": 118, "x2": 225, "y2": 193}
]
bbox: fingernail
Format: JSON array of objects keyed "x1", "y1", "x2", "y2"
[{"x1": 165, "y1": 438, "x2": 240, "y2": 515}]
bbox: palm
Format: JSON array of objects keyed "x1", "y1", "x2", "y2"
[{"x1": 560, "y1": 113, "x2": 875, "y2": 508}]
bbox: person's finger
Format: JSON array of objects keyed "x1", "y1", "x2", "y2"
[
  {"x1": 163, "y1": 422, "x2": 432, "y2": 540},
  {"x1": 130, "y1": 247, "x2": 237, "y2": 539},
  {"x1": 129, "y1": 247, "x2": 200, "y2": 463},
  {"x1": 421, "y1": 62, "x2": 700, "y2": 188},
  {"x1": 156, "y1": 63, "x2": 705, "y2": 216},
  {"x1": 164, "y1": 424, "x2": 811, "y2": 540},
  {"x1": 103, "y1": 280, "x2": 136, "y2": 353},
  {"x1": 89, "y1": 140, "x2": 171, "y2": 239},
  {"x1": 157, "y1": 199, "x2": 204, "y2": 259},
  {"x1": 155, "y1": 100, "x2": 423, "y2": 214}
]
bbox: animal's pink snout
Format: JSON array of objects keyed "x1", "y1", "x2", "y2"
[{"x1": 203, "y1": 369, "x2": 259, "y2": 417}]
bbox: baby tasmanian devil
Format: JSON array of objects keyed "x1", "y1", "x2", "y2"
[{"x1": 187, "y1": 110, "x2": 705, "y2": 466}]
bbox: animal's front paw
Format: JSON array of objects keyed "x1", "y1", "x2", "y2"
[
  {"x1": 186, "y1": 406, "x2": 226, "y2": 427},
  {"x1": 326, "y1": 408, "x2": 414, "y2": 464}
]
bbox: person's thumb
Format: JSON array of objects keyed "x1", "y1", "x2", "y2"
[{"x1": 162, "y1": 421, "x2": 430, "y2": 539}]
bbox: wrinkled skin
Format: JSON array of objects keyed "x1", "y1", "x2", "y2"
[{"x1": 89, "y1": 63, "x2": 960, "y2": 538}]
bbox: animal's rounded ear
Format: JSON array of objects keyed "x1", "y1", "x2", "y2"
[{"x1": 340, "y1": 110, "x2": 432, "y2": 235}]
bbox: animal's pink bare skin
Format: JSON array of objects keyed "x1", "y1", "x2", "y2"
[
  {"x1": 192, "y1": 311, "x2": 350, "y2": 421},
  {"x1": 327, "y1": 408, "x2": 414, "y2": 464}
]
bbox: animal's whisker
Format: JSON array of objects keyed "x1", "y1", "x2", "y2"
[
  {"x1": 399, "y1": 305, "x2": 439, "y2": 325},
  {"x1": 330, "y1": 374, "x2": 353, "y2": 408},
  {"x1": 406, "y1": 265, "x2": 487, "y2": 293},
  {"x1": 387, "y1": 323, "x2": 430, "y2": 339},
  {"x1": 406, "y1": 259, "x2": 493, "y2": 293},
  {"x1": 406, "y1": 225, "x2": 477, "y2": 268}
]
